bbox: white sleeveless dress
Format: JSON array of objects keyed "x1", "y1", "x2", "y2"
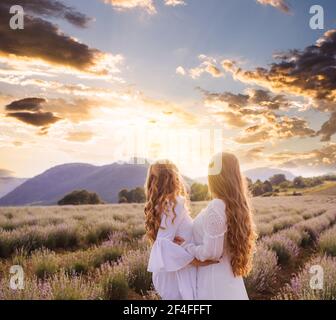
[
  {"x1": 183, "y1": 199, "x2": 249, "y2": 300},
  {"x1": 147, "y1": 196, "x2": 197, "y2": 300}
]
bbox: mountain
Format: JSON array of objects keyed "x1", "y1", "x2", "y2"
[
  {"x1": 194, "y1": 168, "x2": 295, "y2": 184},
  {"x1": 1, "y1": 162, "x2": 295, "y2": 206},
  {"x1": 0, "y1": 163, "x2": 150, "y2": 206},
  {"x1": 244, "y1": 167, "x2": 295, "y2": 182},
  {"x1": 0, "y1": 162, "x2": 195, "y2": 206},
  {"x1": 0, "y1": 177, "x2": 27, "y2": 198}
]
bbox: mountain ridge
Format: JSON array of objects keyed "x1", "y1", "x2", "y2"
[
  {"x1": 244, "y1": 167, "x2": 295, "y2": 182},
  {"x1": 0, "y1": 177, "x2": 27, "y2": 199},
  {"x1": 0, "y1": 162, "x2": 149, "y2": 206},
  {"x1": 194, "y1": 167, "x2": 295, "y2": 184},
  {"x1": 0, "y1": 164, "x2": 299, "y2": 206}
]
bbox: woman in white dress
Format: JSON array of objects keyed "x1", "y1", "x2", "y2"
[
  {"x1": 145, "y1": 160, "x2": 215, "y2": 300},
  {"x1": 176, "y1": 153, "x2": 257, "y2": 300}
]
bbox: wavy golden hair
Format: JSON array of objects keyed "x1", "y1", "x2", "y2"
[
  {"x1": 144, "y1": 160, "x2": 188, "y2": 243},
  {"x1": 208, "y1": 152, "x2": 257, "y2": 277}
]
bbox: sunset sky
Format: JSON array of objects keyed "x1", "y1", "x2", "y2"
[{"x1": 0, "y1": 0, "x2": 336, "y2": 178}]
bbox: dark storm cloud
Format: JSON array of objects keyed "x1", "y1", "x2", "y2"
[
  {"x1": 203, "y1": 88, "x2": 289, "y2": 111},
  {"x1": 7, "y1": 111, "x2": 61, "y2": 127},
  {"x1": 222, "y1": 29, "x2": 336, "y2": 141},
  {"x1": 223, "y1": 30, "x2": 336, "y2": 103},
  {"x1": 0, "y1": 1, "x2": 111, "y2": 73},
  {"x1": 5, "y1": 97, "x2": 61, "y2": 131},
  {"x1": 0, "y1": 0, "x2": 91, "y2": 27},
  {"x1": 4, "y1": 97, "x2": 97, "y2": 132},
  {"x1": 5, "y1": 97, "x2": 45, "y2": 112}
]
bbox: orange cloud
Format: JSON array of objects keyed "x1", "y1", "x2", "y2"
[
  {"x1": 101, "y1": 0, "x2": 186, "y2": 13},
  {"x1": 256, "y1": 0, "x2": 291, "y2": 13},
  {"x1": 269, "y1": 144, "x2": 336, "y2": 171},
  {"x1": 220, "y1": 30, "x2": 336, "y2": 141},
  {"x1": 201, "y1": 88, "x2": 315, "y2": 143},
  {"x1": 66, "y1": 131, "x2": 94, "y2": 142},
  {"x1": 317, "y1": 112, "x2": 336, "y2": 142},
  {"x1": 102, "y1": 0, "x2": 156, "y2": 14},
  {"x1": 181, "y1": 55, "x2": 224, "y2": 79},
  {"x1": 235, "y1": 117, "x2": 315, "y2": 144}
]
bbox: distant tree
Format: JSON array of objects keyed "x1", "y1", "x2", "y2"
[
  {"x1": 305, "y1": 177, "x2": 323, "y2": 187},
  {"x1": 118, "y1": 187, "x2": 146, "y2": 203},
  {"x1": 190, "y1": 183, "x2": 209, "y2": 201},
  {"x1": 58, "y1": 190, "x2": 103, "y2": 206},
  {"x1": 269, "y1": 174, "x2": 287, "y2": 186},
  {"x1": 262, "y1": 180, "x2": 273, "y2": 193},
  {"x1": 323, "y1": 174, "x2": 336, "y2": 181},
  {"x1": 118, "y1": 196, "x2": 128, "y2": 204},
  {"x1": 279, "y1": 180, "x2": 292, "y2": 189},
  {"x1": 252, "y1": 180, "x2": 265, "y2": 197},
  {"x1": 293, "y1": 176, "x2": 306, "y2": 189},
  {"x1": 130, "y1": 187, "x2": 146, "y2": 203},
  {"x1": 118, "y1": 189, "x2": 129, "y2": 202}
]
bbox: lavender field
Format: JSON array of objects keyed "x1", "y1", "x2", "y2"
[{"x1": 0, "y1": 195, "x2": 336, "y2": 300}]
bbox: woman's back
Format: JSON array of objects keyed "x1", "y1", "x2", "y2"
[
  {"x1": 147, "y1": 196, "x2": 196, "y2": 300},
  {"x1": 187, "y1": 199, "x2": 248, "y2": 300}
]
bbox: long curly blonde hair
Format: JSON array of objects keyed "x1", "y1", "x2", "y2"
[
  {"x1": 144, "y1": 160, "x2": 188, "y2": 243},
  {"x1": 208, "y1": 152, "x2": 256, "y2": 277}
]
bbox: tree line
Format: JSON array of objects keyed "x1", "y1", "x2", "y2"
[
  {"x1": 57, "y1": 174, "x2": 336, "y2": 205},
  {"x1": 248, "y1": 174, "x2": 334, "y2": 197}
]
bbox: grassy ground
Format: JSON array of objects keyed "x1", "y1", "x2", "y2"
[
  {"x1": 306, "y1": 181, "x2": 336, "y2": 195},
  {"x1": 0, "y1": 195, "x2": 335, "y2": 300},
  {"x1": 279, "y1": 181, "x2": 336, "y2": 196}
]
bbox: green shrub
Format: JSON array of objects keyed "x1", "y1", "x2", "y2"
[
  {"x1": 103, "y1": 273, "x2": 129, "y2": 300},
  {"x1": 245, "y1": 244, "x2": 280, "y2": 294},
  {"x1": 319, "y1": 226, "x2": 336, "y2": 257},
  {"x1": 51, "y1": 272, "x2": 101, "y2": 300},
  {"x1": 88, "y1": 223, "x2": 117, "y2": 244},
  {"x1": 93, "y1": 247, "x2": 123, "y2": 268},
  {"x1": 124, "y1": 250, "x2": 152, "y2": 295},
  {"x1": 31, "y1": 250, "x2": 58, "y2": 279},
  {"x1": 67, "y1": 261, "x2": 90, "y2": 275},
  {"x1": 45, "y1": 226, "x2": 79, "y2": 249},
  {"x1": 263, "y1": 235, "x2": 299, "y2": 265},
  {"x1": 0, "y1": 232, "x2": 13, "y2": 258}
]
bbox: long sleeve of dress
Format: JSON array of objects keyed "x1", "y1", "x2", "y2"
[
  {"x1": 147, "y1": 198, "x2": 194, "y2": 273},
  {"x1": 184, "y1": 200, "x2": 227, "y2": 262}
]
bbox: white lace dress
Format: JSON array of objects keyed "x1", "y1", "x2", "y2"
[
  {"x1": 147, "y1": 196, "x2": 197, "y2": 300},
  {"x1": 183, "y1": 199, "x2": 249, "y2": 300}
]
